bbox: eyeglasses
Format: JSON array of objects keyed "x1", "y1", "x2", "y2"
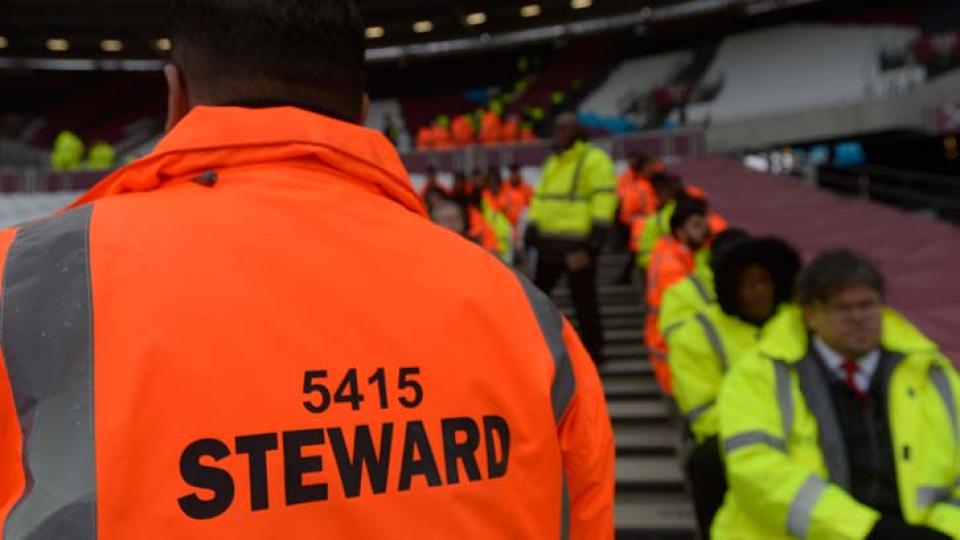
[{"x1": 822, "y1": 298, "x2": 881, "y2": 320}]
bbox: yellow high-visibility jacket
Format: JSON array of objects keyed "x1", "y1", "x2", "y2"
[
  {"x1": 669, "y1": 303, "x2": 773, "y2": 443},
  {"x1": 529, "y1": 141, "x2": 617, "y2": 240},
  {"x1": 714, "y1": 306, "x2": 960, "y2": 539},
  {"x1": 635, "y1": 200, "x2": 675, "y2": 268},
  {"x1": 659, "y1": 265, "x2": 715, "y2": 343}
]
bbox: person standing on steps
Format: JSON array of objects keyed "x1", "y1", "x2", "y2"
[{"x1": 526, "y1": 112, "x2": 617, "y2": 364}]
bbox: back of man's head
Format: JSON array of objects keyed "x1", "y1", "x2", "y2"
[
  {"x1": 630, "y1": 152, "x2": 651, "y2": 172},
  {"x1": 796, "y1": 249, "x2": 885, "y2": 307},
  {"x1": 669, "y1": 195, "x2": 708, "y2": 234},
  {"x1": 170, "y1": 0, "x2": 366, "y2": 123},
  {"x1": 651, "y1": 173, "x2": 683, "y2": 200}
]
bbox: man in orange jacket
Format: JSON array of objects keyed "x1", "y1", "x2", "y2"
[
  {"x1": 645, "y1": 196, "x2": 712, "y2": 394},
  {"x1": 451, "y1": 114, "x2": 474, "y2": 147},
  {"x1": 0, "y1": 1, "x2": 614, "y2": 538},
  {"x1": 615, "y1": 154, "x2": 658, "y2": 284},
  {"x1": 617, "y1": 155, "x2": 658, "y2": 226},
  {"x1": 415, "y1": 125, "x2": 433, "y2": 150},
  {"x1": 428, "y1": 195, "x2": 500, "y2": 254},
  {"x1": 499, "y1": 163, "x2": 534, "y2": 227},
  {"x1": 479, "y1": 109, "x2": 503, "y2": 146}
]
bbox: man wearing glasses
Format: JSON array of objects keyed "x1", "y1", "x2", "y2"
[{"x1": 712, "y1": 250, "x2": 959, "y2": 539}]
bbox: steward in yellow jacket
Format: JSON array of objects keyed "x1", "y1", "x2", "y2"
[
  {"x1": 668, "y1": 235, "x2": 801, "y2": 537},
  {"x1": 715, "y1": 250, "x2": 959, "y2": 540}
]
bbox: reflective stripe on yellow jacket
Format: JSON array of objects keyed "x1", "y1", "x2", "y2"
[
  {"x1": 635, "y1": 200, "x2": 675, "y2": 268},
  {"x1": 482, "y1": 198, "x2": 514, "y2": 264},
  {"x1": 529, "y1": 141, "x2": 617, "y2": 239},
  {"x1": 668, "y1": 304, "x2": 769, "y2": 444},
  {"x1": 659, "y1": 265, "x2": 715, "y2": 342},
  {"x1": 713, "y1": 306, "x2": 960, "y2": 539}
]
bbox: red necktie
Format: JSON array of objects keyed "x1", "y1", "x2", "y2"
[{"x1": 841, "y1": 360, "x2": 868, "y2": 406}]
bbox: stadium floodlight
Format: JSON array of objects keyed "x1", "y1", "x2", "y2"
[
  {"x1": 571, "y1": 0, "x2": 593, "y2": 8},
  {"x1": 0, "y1": 37, "x2": 8, "y2": 50},
  {"x1": 413, "y1": 20, "x2": 434, "y2": 33},
  {"x1": 101, "y1": 39, "x2": 123, "y2": 53},
  {"x1": 520, "y1": 4, "x2": 542, "y2": 17},
  {"x1": 46, "y1": 39, "x2": 70, "y2": 52},
  {"x1": 466, "y1": 12, "x2": 487, "y2": 26},
  {"x1": 155, "y1": 38, "x2": 172, "y2": 51},
  {"x1": 365, "y1": 26, "x2": 385, "y2": 39}
]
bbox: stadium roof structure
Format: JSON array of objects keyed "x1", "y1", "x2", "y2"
[{"x1": 0, "y1": 0, "x2": 827, "y2": 68}]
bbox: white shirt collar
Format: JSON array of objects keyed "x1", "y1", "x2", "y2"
[{"x1": 812, "y1": 336, "x2": 881, "y2": 394}]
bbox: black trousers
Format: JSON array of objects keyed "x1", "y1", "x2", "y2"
[
  {"x1": 533, "y1": 239, "x2": 604, "y2": 364},
  {"x1": 684, "y1": 436, "x2": 728, "y2": 539}
]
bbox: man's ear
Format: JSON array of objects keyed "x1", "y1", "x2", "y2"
[
  {"x1": 360, "y1": 93, "x2": 370, "y2": 125},
  {"x1": 164, "y1": 64, "x2": 191, "y2": 131},
  {"x1": 802, "y1": 305, "x2": 817, "y2": 330}
]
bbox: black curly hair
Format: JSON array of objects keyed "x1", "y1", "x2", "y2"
[{"x1": 713, "y1": 237, "x2": 802, "y2": 321}]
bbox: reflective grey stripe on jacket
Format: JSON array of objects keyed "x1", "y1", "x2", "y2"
[
  {"x1": 513, "y1": 271, "x2": 577, "y2": 539},
  {"x1": 2, "y1": 205, "x2": 96, "y2": 540},
  {"x1": 688, "y1": 275, "x2": 712, "y2": 304},
  {"x1": 694, "y1": 313, "x2": 728, "y2": 371}
]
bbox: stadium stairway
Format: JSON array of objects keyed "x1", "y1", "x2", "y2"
[{"x1": 552, "y1": 251, "x2": 698, "y2": 540}]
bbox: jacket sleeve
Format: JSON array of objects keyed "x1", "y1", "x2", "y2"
[
  {"x1": 648, "y1": 259, "x2": 687, "y2": 310},
  {"x1": 529, "y1": 159, "x2": 553, "y2": 225},
  {"x1": 669, "y1": 320, "x2": 723, "y2": 443},
  {"x1": 718, "y1": 353, "x2": 881, "y2": 540},
  {"x1": 585, "y1": 150, "x2": 617, "y2": 225},
  {"x1": 0, "y1": 228, "x2": 25, "y2": 522},
  {"x1": 557, "y1": 319, "x2": 615, "y2": 540},
  {"x1": 927, "y1": 357, "x2": 960, "y2": 538},
  {"x1": 659, "y1": 282, "x2": 693, "y2": 337},
  {"x1": 636, "y1": 214, "x2": 658, "y2": 268}
]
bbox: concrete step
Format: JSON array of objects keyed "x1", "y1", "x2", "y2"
[
  {"x1": 608, "y1": 399, "x2": 671, "y2": 425},
  {"x1": 600, "y1": 359, "x2": 653, "y2": 379},
  {"x1": 556, "y1": 300, "x2": 641, "y2": 313},
  {"x1": 554, "y1": 284, "x2": 639, "y2": 298},
  {"x1": 615, "y1": 493, "x2": 697, "y2": 539},
  {"x1": 572, "y1": 319, "x2": 645, "y2": 334},
  {"x1": 597, "y1": 253, "x2": 633, "y2": 269},
  {"x1": 616, "y1": 455, "x2": 686, "y2": 493},
  {"x1": 605, "y1": 378, "x2": 662, "y2": 401},
  {"x1": 605, "y1": 344, "x2": 648, "y2": 360},
  {"x1": 563, "y1": 304, "x2": 646, "y2": 318},
  {"x1": 604, "y1": 328, "x2": 645, "y2": 343},
  {"x1": 598, "y1": 317, "x2": 647, "y2": 330},
  {"x1": 614, "y1": 424, "x2": 678, "y2": 457}
]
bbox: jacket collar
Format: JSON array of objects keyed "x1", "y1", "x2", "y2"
[
  {"x1": 759, "y1": 305, "x2": 940, "y2": 366},
  {"x1": 554, "y1": 140, "x2": 588, "y2": 159},
  {"x1": 69, "y1": 106, "x2": 424, "y2": 216}
]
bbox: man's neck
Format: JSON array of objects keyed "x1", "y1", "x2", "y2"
[{"x1": 812, "y1": 335, "x2": 878, "y2": 364}]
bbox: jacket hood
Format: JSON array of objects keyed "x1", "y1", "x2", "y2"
[{"x1": 69, "y1": 106, "x2": 425, "y2": 217}]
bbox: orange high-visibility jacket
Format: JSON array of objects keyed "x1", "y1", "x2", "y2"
[
  {"x1": 431, "y1": 125, "x2": 453, "y2": 149},
  {"x1": 502, "y1": 118, "x2": 521, "y2": 143},
  {"x1": 415, "y1": 126, "x2": 434, "y2": 150},
  {"x1": 0, "y1": 106, "x2": 614, "y2": 540},
  {"x1": 499, "y1": 180, "x2": 534, "y2": 226},
  {"x1": 479, "y1": 112, "x2": 503, "y2": 146},
  {"x1": 645, "y1": 236, "x2": 696, "y2": 394},
  {"x1": 451, "y1": 115, "x2": 475, "y2": 147},
  {"x1": 616, "y1": 171, "x2": 657, "y2": 227},
  {"x1": 468, "y1": 206, "x2": 501, "y2": 253}
]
